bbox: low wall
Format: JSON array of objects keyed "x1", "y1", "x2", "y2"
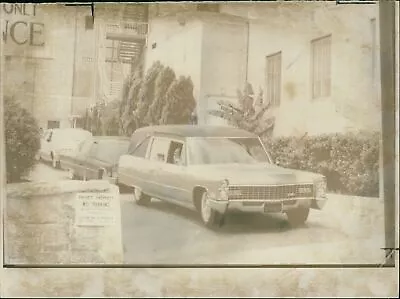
[{"x1": 4, "y1": 180, "x2": 123, "y2": 265}]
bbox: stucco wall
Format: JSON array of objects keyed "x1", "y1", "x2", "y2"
[
  {"x1": 238, "y1": 3, "x2": 381, "y2": 136},
  {"x1": 146, "y1": 13, "x2": 248, "y2": 125},
  {"x1": 145, "y1": 3, "x2": 381, "y2": 134},
  {"x1": 200, "y1": 18, "x2": 247, "y2": 125},
  {"x1": 2, "y1": 4, "x2": 99, "y2": 129},
  {"x1": 4, "y1": 180, "x2": 123, "y2": 265},
  {"x1": 145, "y1": 16, "x2": 203, "y2": 116}
]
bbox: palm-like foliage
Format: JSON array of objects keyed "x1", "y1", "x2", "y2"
[{"x1": 209, "y1": 82, "x2": 275, "y2": 137}]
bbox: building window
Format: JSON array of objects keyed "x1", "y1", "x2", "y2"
[
  {"x1": 266, "y1": 51, "x2": 282, "y2": 107},
  {"x1": 311, "y1": 35, "x2": 331, "y2": 99},
  {"x1": 47, "y1": 120, "x2": 60, "y2": 129},
  {"x1": 85, "y1": 16, "x2": 94, "y2": 30},
  {"x1": 197, "y1": 4, "x2": 220, "y2": 12},
  {"x1": 105, "y1": 39, "x2": 119, "y2": 84},
  {"x1": 105, "y1": 39, "x2": 119, "y2": 63}
]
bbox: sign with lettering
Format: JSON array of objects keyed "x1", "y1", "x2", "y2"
[
  {"x1": 2, "y1": 3, "x2": 45, "y2": 46},
  {"x1": 75, "y1": 193, "x2": 117, "y2": 227}
]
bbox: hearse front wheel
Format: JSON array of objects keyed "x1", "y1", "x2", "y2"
[
  {"x1": 198, "y1": 191, "x2": 224, "y2": 229},
  {"x1": 133, "y1": 187, "x2": 151, "y2": 206},
  {"x1": 286, "y1": 206, "x2": 310, "y2": 227}
]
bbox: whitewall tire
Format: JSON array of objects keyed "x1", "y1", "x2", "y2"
[
  {"x1": 133, "y1": 187, "x2": 151, "y2": 206},
  {"x1": 199, "y1": 192, "x2": 223, "y2": 229}
]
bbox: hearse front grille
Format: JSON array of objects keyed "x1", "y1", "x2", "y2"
[{"x1": 228, "y1": 184, "x2": 314, "y2": 200}]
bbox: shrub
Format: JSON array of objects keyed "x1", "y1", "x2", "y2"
[
  {"x1": 209, "y1": 82, "x2": 275, "y2": 138},
  {"x1": 4, "y1": 96, "x2": 41, "y2": 183},
  {"x1": 263, "y1": 131, "x2": 380, "y2": 197}
]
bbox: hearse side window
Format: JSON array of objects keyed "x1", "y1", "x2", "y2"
[
  {"x1": 131, "y1": 136, "x2": 151, "y2": 158},
  {"x1": 148, "y1": 137, "x2": 171, "y2": 163},
  {"x1": 166, "y1": 141, "x2": 186, "y2": 166}
]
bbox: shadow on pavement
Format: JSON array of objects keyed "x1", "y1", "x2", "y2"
[{"x1": 137, "y1": 199, "x2": 314, "y2": 235}]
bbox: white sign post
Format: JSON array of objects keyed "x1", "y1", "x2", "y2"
[{"x1": 75, "y1": 192, "x2": 117, "y2": 227}]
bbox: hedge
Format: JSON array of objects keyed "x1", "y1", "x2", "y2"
[
  {"x1": 4, "y1": 96, "x2": 41, "y2": 183},
  {"x1": 263, "y1": 131, "x2": 380, "y2": 197}
]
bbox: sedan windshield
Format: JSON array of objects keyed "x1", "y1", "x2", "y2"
[{"x1": 187, "y1": 137, "x2": 272, "y2": 165}]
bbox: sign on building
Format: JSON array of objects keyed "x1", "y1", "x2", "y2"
[{"x1": 2, "y1": 3, "x2": 45, "y2": 46}]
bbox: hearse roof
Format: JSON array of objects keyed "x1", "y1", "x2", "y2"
[{"x1": 133, "y1": 125, "x2": 257, "y2": 138}]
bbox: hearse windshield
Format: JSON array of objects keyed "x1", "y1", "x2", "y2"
[{"x1": 187, "y1": 137, "x2": 272, "y2": 165}]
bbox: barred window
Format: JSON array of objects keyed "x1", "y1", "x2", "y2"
[
  {"x1": 266, "y1": 51, "x2": 282, "y2": 107},
  {"x1": 311, "y1": 35, "x2": 331, "y2": 99},
  {"x1": 47, "y1": 120, "x2": 60, "y2": 129},
  {"x1": 85, "y1": 16, "x2": 94, "y2": 30},
  {"x1": 105, "y1": 39, "x2": 119, "y2": 63}
]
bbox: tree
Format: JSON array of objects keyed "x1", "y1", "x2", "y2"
[
  {"x1": 4, "y1": 96, "x2": 41, "y2": 183},
  {"x1": 145, "y1": 66, "x2": 176, "y2": 125},
  {"x1": 99, "y1": 99, "x2": 121, "y2": 136},
  {"x1": 120, "y1": 62, "x2": 145, "y2": 136},
  {"x1": 161, "y1": 76, "x2": 196, "y2": 125},
  {"x1": 119, "y1": 61, "x2": 197, "y2": 134},
  {"x1": 209, "y1": 82, "x2": 275, "y2": 137},
  {"x1": 135, "y1": 61, "x2": 164, "y2": 126}
]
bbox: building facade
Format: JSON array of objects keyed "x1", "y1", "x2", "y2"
[
  {"x1": 145, "y1": 2, "x2": 381, "y2": 137},
  {"x1": 2, "y1": 4, "x2": 89, "y2": 129},
  {"x1": 2, "y1": 3, "x2": 381, "y2": 137},
  {"x1": 1, "y1": 3, "x2": 146, "y2": 129}
]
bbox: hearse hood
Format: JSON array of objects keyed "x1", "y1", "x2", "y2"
[{"x1": 188, "y1": 163, "x2": 324, "y2": 185}]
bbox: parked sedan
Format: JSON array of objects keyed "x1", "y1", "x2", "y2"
[
  {"x1": 38, "y1": 128, "x2": 93, "y2": 168},
  {"x1": 117, "y1": 125, "x2": 328, "y2": 229},
  {"x1": 60, "y1": 136, "x2": 130, "y2": 183}
]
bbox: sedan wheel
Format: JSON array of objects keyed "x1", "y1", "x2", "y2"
[
  {"x1": 199, "y1": 192, "x2": 223, "y2": 229},
  {"x1": 133, "y1": 187, "x2": 151, "y2": 206},
  {"x1": 286, "y1": 206, "x2": 310, "y2": 227}
]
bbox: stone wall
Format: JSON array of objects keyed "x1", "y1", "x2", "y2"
[{"x1": 4, "y1": 180, "x2": 123, "y2": 265}]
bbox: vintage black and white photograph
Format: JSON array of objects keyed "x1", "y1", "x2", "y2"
[{"x1": 0, "y1": 1, "x2": 398, "y2": 297}]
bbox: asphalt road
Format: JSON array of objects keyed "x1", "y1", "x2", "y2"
[{"x1": 27, "y1": 162, "x2": 385, "y2": 265}]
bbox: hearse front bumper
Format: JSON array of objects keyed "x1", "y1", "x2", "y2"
[{"x1": 207, "y1": 197, "x2": 328, "y2": 214}]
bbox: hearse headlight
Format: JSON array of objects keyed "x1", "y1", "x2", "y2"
[
  {"x1": 314, "y1": 177, "x2": 327, "y2": 198},
  {"x1": 218, "y1": 179, "x2": 229, "y2": 201}
]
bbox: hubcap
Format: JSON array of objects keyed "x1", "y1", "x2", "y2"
[{"x1": 201, "y1": 194, "x2": 212, "y2": 223}]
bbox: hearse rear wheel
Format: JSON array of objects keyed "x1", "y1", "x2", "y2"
[
  {"x1": 198, "y1": 191, "x2": 224, "y2": 229},
  {"x1": 133, "y1": 187, "x2": 151, "y2": 206},
  {"x1": 286, "y1": 206, "x2": 310, "y2": 227}
]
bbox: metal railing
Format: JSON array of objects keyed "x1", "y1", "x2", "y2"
[{"x1": 105, "y1": 21, "x2": 149, "y2": 36}]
